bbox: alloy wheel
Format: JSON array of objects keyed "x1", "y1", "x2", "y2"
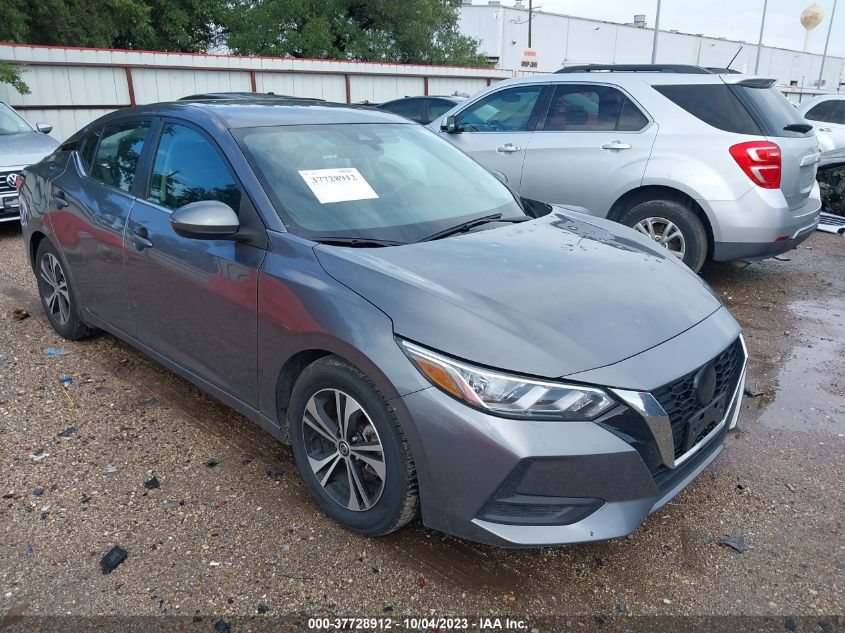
[
  {"x1": 40, "y1": 253, "x2": 71, "y2": 325},
  {"x1": 633, "y1": 217, "x2": 686, "y2": 260},
  {"x1": 301, "y1": 388, "x2": 386, "y2": 512}
]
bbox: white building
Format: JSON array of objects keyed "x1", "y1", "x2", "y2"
[{"x1": 459, "y1": 1, "x2": 844, "y2": 91}]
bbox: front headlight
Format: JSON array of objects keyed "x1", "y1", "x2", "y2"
[{"x1": 399, "y1": 340, "x2": 616, "y2": 420}]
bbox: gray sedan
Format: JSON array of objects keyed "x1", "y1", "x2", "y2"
[
  {"x1": 0, "y1": 102, "x2": 58, "y2": 222},
  {"x1": 19, "y1": 99, "x2": 746, "y2": 546}
]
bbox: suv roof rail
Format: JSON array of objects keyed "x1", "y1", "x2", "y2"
[{"x1": 555, "y1": 64, "x2": 713, "y2": 74}]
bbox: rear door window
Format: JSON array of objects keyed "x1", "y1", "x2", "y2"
[
  {"x1": 457, "y1": 85, "x2": 544, "y2": 132},
  {"x1": 382, "y1": 99, "x2": 425, "y2": 123},
  {"x1": 428, "y1": 99, "x2": 457, "y2": 121},
  {"x1": 90, "y1": 121, "x2": 151, "y2": 192},
  {"x1": 654, "y1": 84, "x2": 762, "y2": 135},
  {"x1": 541, "y1": 84, "x2": 648, "y2": 132}
]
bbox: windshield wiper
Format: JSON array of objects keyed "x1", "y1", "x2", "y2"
[
  {"x1": 419, "y1": 214, "x2": 530, "y2": 242},
  {"x1": 784, "y1": 123, "x2": 813, "y2": 134},
  {"x1": 313, "y1": 237, "x2": 405, "y2": 248}
]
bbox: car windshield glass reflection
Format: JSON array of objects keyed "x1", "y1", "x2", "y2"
[
  {"x1": 0, "y1": 103, "x2": 33, "y2": 135},
  {"x1": 237, "y1": 123, "x2": 525, "y2": 243}
]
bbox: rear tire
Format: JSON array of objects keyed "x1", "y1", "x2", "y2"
[
  {"x1": 35, "y1": 240, "x2": 97, "y2": 340},
  {"x1": 619, "y1": 198, "x2": 708, "y2": 272},
  {"x1": 288, "y1": 356, "x2": 419, "y2": 536}
]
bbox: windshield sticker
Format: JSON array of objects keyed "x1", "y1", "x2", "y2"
[{"x1": 298, "y1": 168, "x2": 379, "y2": 204}]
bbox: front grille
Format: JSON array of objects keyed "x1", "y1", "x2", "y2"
[
  {"x1": 651, "y1": 338, "x2": 743, "y2": 458},
  {"x1": 0, "y1": 171, "x2": 18, "y2": 194}
]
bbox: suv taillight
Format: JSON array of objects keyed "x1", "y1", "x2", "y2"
[{"x1": 729, "y1": 141, "x2": 781, "y2": 189}]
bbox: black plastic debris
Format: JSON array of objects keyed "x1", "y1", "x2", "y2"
[
  {"x1": 719, "y1": 534, "x2": 748, "y2": 553},
  {"x1": 615, "y1": 603, "x2": 627, "y2": 613},
  {"x1": 32, "y1": 487, "x2": 44, "y2": 497},
  {"x1": 100, "y1": 546, "x2": 128, "y2": 574},
  {"x1": 214, "y1": 619, "x2": 231, "y2": 633},
  {"x1": 743, "y1": 387, "x2": 764, "y2": 398},
  {"x1": 784, "y1": 617, "x2": 797, "y2": 631},
  {"x1": 205, "y1": 458, "x2": 219, "y2": 468},
  {"x1": 257, "y1": 604, "x2": 269, "y2": 614},
  {"x1": 266, "y1": 468, "x2": 284, "y2": 482},
  {"x1": 143, "y1": 476, "x2": 160, "y2": 490},
  {"x1": 242, "y1": 456, "x2": 253, "y2": 465},
  {"x1": 57, "y1": 426, "x2": 76, "y2": 438}
]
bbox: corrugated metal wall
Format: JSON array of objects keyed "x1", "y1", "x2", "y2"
[{"x1": 0, "y1": 44, "x2": 512, "y2": 141}]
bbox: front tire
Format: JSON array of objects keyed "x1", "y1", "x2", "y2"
[
  {"x1": 35, "y1": 240, "x2": 97, "y2": 340},
  {"x1": 288, "y1": 356, "x2": 419, "y2": 536},
  {"x1": 619, "y1": 198, "x2": 709, "y2": 272}
]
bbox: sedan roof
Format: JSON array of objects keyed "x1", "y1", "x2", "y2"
[{"x1": 77, "y1": 99, "x2": 409, "y2": 135}]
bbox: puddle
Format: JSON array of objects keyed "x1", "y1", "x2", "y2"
[{"x1": 758, "y1": 297, "x2": 845, "y2": 433}]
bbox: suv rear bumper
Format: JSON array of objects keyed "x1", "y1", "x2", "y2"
[{"x1": 708, "y1": 183, "x2": 821, "y2": 262}]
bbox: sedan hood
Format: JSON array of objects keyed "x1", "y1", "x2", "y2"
[
  {"x1": 315, "y1": 210, "x2": 722, "y2": 378},
  {"x1": 0, "y1": 132, "x2": 59, "y2": 168}
]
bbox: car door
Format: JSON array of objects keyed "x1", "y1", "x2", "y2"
[
  {"x1": 437, "y1": 84, "x2": 548, "y2": 188},
  {"x1": 49, "y1": 118, "x2": 153, "y2": 333},
  {"x1": 124, "y1": 119, "x2": 265, "y2": 406},
  {"x1": 519, "y1": 83, "x2": 657, "y2": 216}
]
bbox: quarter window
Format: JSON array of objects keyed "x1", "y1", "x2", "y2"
[
  {"x1": 805, "y1": 101, "x2": 833, "y2": 123},
  {"x1": 78, "y1": 129, "x2": 101, "y2": 173},
  {"x1": 90, "y1": 121, "x2": 151, "y2": 192},
  {"x1": 457, "y1": 86, "x2": 544, "y2": 132},
  {"x1": 654, "y1": 84, "x2": 762, "y2": 135},
  {"x1": 147, "y1": 123, "x2": 241, "y2": 212}
]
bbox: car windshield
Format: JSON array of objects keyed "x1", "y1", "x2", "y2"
[
  {"x1": 0, "y1": 103, "x2": 33, "y2": 135},
  {"x1": 236, "y1": 123, "x2": 526, "y2": 243}
]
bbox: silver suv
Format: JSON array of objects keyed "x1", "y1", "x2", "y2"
[
  {"x1": 0, "y1": 101, "x2": 58, "y2": 223},
  {"x1": 429, "y1": 65, "x2": 822, "y2": 271}
]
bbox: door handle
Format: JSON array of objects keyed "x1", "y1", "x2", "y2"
[
  {"x1": 497, "y1": 143, "x2": 522, "y2": 154},
  {"x1": 818, "y1": 127, "x2": 832, "y2": 132},
  {"x1": 54, "y1": 190, "x2": 69, "y2": 209},
  {"x1": 601, "y1": 141, "x2": 632, "y2": 151},
  {"x1": 130, "y1": 227, "x2": 153, "y2": 250}
]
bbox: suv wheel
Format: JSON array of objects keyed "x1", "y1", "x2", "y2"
[
  {"x1": 35, "y1": 240, "x2": 97, "y2": 340},
  {"x1": 288, "y1": 356, "x2": 419, "y2": 536},
  {"x1": 619, "y1": 199, "x2": 708, "y2": 272}
]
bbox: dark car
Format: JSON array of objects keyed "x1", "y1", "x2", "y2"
[
  {"x1": 19, "y1": 100, "x2": 747, "y2": 547},
  {"x1": 376, "y1": 95, "x2": 464, "y2": 124}
]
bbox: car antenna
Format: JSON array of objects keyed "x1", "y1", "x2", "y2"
[{"x1": 727, "y1": 45, "x2": 743, "y2": 71}]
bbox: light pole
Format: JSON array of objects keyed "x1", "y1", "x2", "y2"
[
  {"x1": 528, "y1": 0, "x2": 533, "y2": 48},
  {"x1": 818, "y1": 0, "x2": 838, "y2": 88},
  {"x1": 651, "y1": 0, "x2": 662, "y2": 63},
  {"x1": 754, "y1": 0, "x2": 768, "y2": 74}
]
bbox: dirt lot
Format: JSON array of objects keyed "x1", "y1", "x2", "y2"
[{"x1": 1, "y1": 223, "x2": 843, "y2": 625}]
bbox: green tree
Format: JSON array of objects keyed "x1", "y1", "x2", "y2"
[
  {"x1": 222, "y1": 0, "x2": 487, "y2": 66},
  {"x1": 0, "y1": 0, "x2": 216, "y2": 53},
  {"x1": 0, "y1": 61, "x2": 30, "y2": 95}
]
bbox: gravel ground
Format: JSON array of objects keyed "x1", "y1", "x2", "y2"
[{"x1": 1, "y1": 223, "x2": 843, "y2": 623}]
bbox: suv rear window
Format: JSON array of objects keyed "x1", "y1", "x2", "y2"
[
  {"x1": 654, "y1": 84, "x2": 762, "y2": 135},
  {"x1": 735, "y1": 85, "x2": 811, "y2": 138}
]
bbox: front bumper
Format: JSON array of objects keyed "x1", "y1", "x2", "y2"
[
  {"x1": 398, "y1": 313, "x2": 746, "y2": 547},
  {"x1": 0, "y1": 166, "x2": 25, "y2": 223},
  {"x1": 709, "y1": 183, "x2": 821, "y2": 262}
]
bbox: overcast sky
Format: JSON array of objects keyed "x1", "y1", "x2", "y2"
[{"x1": 489, "y1": 0, "x2": 844, "y2": 57}]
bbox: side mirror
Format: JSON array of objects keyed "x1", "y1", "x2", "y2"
[
  {"x1": 170, "y1": 200, "x2": 240, "y2": 239},
  {"x1": 36, "y1": 123, "x2": 53, "y2": 134},
  {"x1": 441, "y1": 115, "x2": 461, "y2": 134}
]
